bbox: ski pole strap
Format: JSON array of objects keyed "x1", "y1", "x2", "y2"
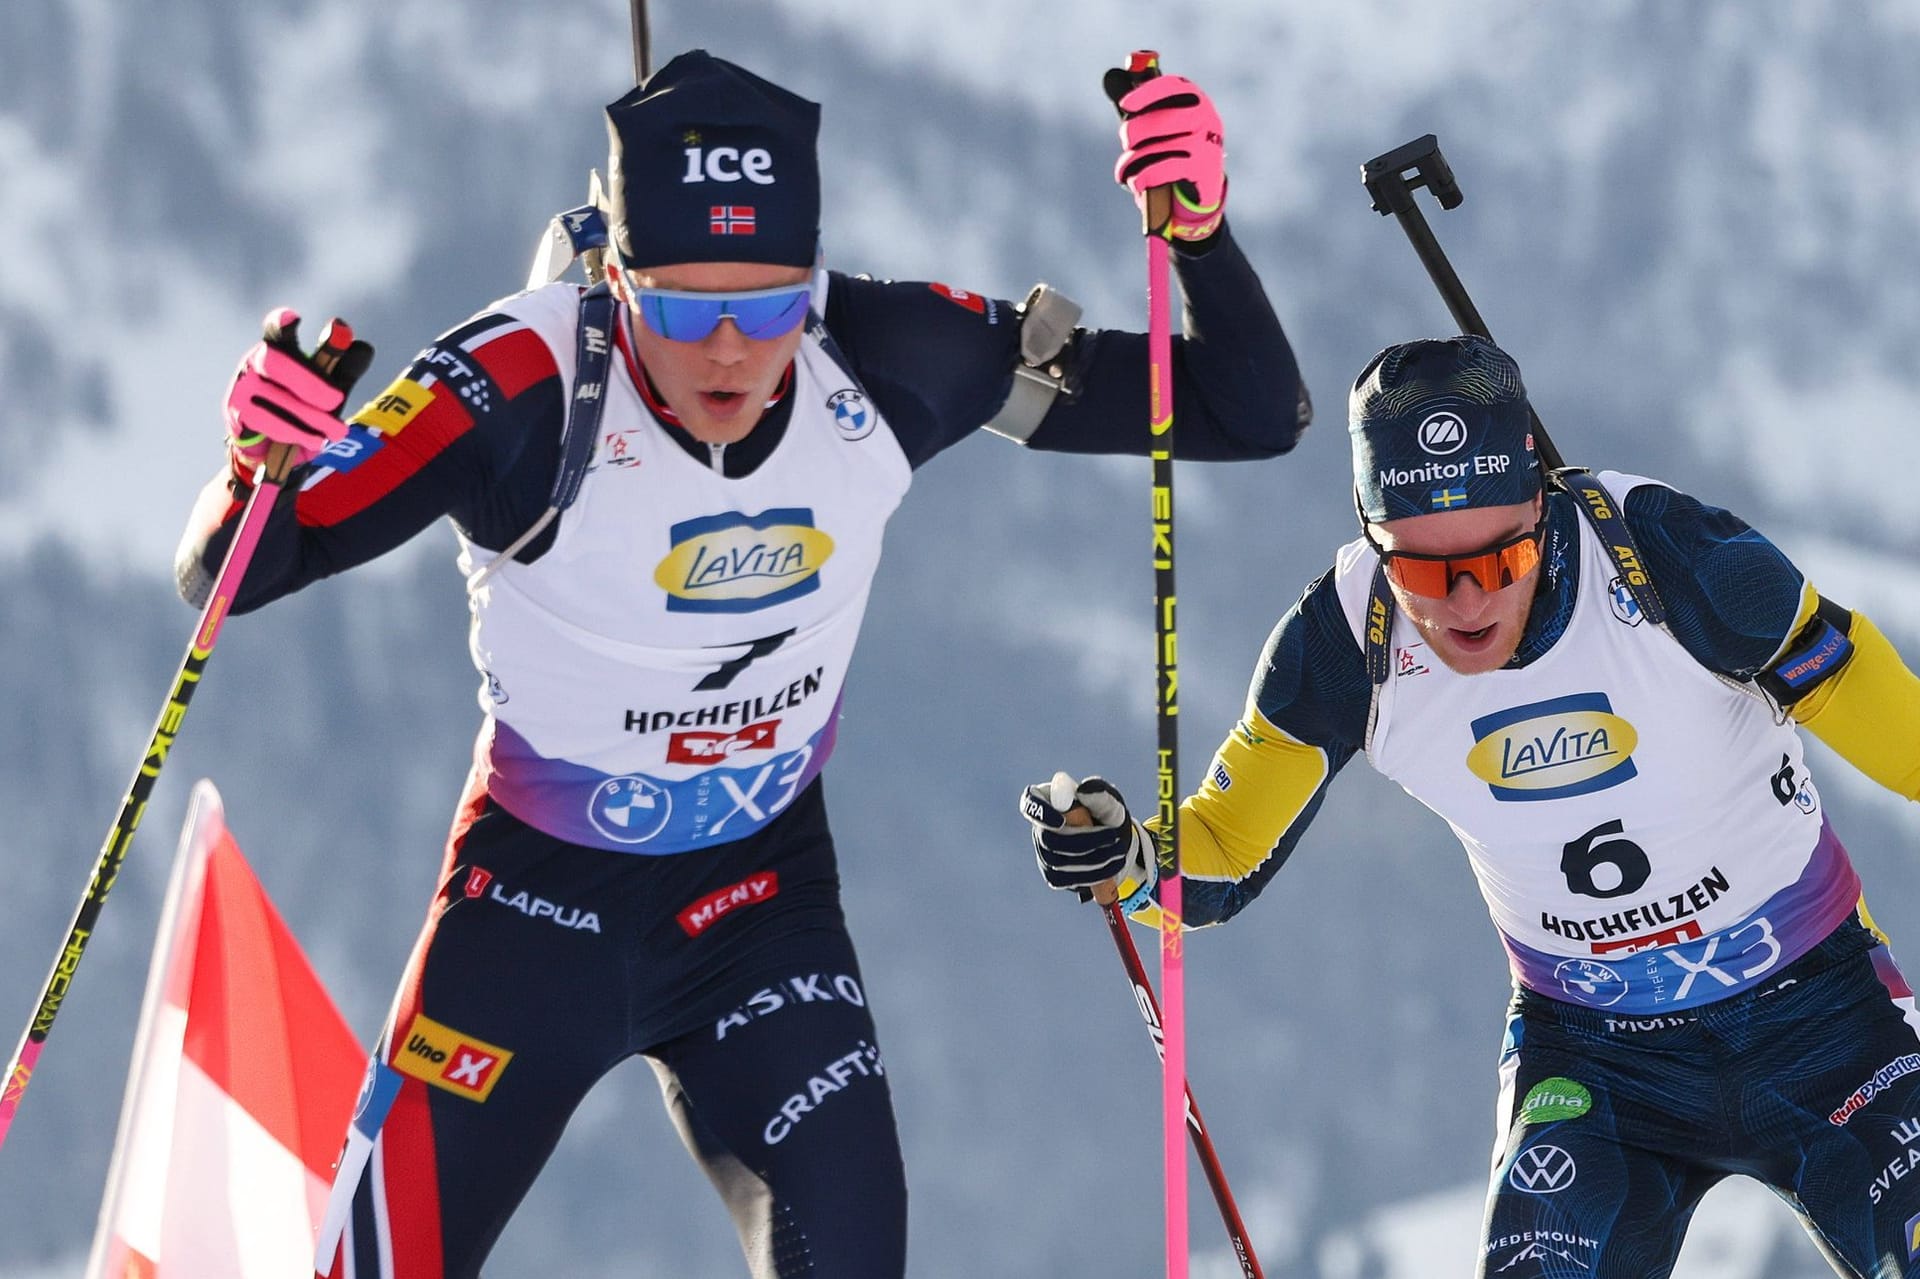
[
  {"x1": 1362, "y1": 564, "x2": 1396, "y2": 689},
  {"x1": 550, "y1": 283, "x2": 617, "y2": 514},
  {"x1": 467, "y1": 284, "x2": 617, "y2": 589},
  {"x1": 1362, "y1": 564, "x2": 1393, "y2": 751},
  {"x1": 1553, "y1": 468, "x2": 1668, "y2": 627}
]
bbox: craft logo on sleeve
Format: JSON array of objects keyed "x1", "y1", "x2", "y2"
[
  {"x1": 1467, "y1": 692, "x2": 1638, "y2": 802},
  {"x1": 395, "y1": 1013, "x2": 514, "y2": 1102},
  {"x1": 654, "y1": 509, "x2": 835, "y2": 613}
]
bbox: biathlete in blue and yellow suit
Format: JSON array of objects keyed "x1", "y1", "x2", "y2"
[
  {"x1": 1024, "y1": 336, "x2": 1920, "y2": 1279},
  {"x1": 178, "y1": 49, "x2": 1311, "y2": 1279}
]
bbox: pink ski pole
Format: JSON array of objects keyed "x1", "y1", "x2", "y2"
[
  {"x1": 0, "y1": 319, "x2": 365, "y2": 1152},
  {"x1": 1103, "y1": 46, "x2": 1188, "y2": 1277}
]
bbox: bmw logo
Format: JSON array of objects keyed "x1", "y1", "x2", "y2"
[
  {"x1": 588, "y1": 775, "x2": 673, "y2": 844},
  {"x1": 1552, "y1": 958, "x2": 1628, "y2": 1008},
  {"x1": 828, "y1": 388, "x2": 873, "y2": 441}
]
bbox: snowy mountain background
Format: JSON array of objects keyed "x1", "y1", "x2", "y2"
[{"x1": 5, "y1": 1, "x2": 1920, "y2": 1275}]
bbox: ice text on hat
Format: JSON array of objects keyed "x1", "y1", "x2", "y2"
[{"x1": 683, "y1": 145, "x2": 777, "y2": 185}]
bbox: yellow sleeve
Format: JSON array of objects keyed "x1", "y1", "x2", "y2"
[
  {"x1": 1791, "y1": 610, "x2": 1920, "y2": 801},
  {"x1": 1128, "y1": 706, "x2": 1334, "y2": 931},
  {"x1": 1764, "y1": 582, "x2": 1822, "y2": 668}
]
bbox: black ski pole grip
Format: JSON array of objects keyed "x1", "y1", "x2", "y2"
[{"x1": 1104, "y1": 49, "x2": 1174, "y2": 237}]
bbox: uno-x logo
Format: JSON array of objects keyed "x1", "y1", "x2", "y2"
[
  {"x1": 1508, "y1": 1144, "x2": 1577, "y2": 1193},
  {"x1": 393, "y1": 1013, "x2": 513, "y2": 1102}
]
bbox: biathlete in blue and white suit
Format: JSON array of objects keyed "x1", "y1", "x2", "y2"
[
  {"x1": 1024, "y1": 336, "x2": 1920, "y2": 1278},
  {"x1": 177, "y1": 49, "x2": 1307, "y2": 1279}
]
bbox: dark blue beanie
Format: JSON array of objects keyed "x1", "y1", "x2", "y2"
[
  {"x1": 604, "y1": 50, "x2": 821, "y2": 270},
  {"x1": 1349, "y1": 336, "x2": 1541, "y2": 522}
]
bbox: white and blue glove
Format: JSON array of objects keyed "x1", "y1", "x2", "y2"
[{"x1": 1019, "y1": 772, "x2": 1158, "y2": 908}]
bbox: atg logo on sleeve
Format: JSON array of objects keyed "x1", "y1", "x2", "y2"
[
  {"x1": 654, "y1": 509, "x2": 835, "y2": 613},
  {"x1": 1466, "y1": 692, "x2": 1639, "y2": 802}
]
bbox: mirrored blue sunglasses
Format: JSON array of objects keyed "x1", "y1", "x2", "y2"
[{"x1": 628, "y1": 281, "x2": 812, "y2": 343}]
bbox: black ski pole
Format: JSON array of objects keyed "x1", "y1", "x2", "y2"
[
  {"x1": 629, "y1": 0, "x2": 651, "y2": 81},
  {"x1": 1360, "y1": 134, "x2": 1567, "y2": 472}
]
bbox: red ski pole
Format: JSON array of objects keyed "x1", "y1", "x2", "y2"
[
  {"x1": 1055, "y1": 775, "x2": 1264, "y2": 1277},
  {"x1": 1102, "y1": 902, "x2": 1265, "y2": 1277}
]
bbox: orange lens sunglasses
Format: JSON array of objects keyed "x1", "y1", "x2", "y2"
[{"x1": 1365, "y1": 523, "x2": 1544, "y2": 599}]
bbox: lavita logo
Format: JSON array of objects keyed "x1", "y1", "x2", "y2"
[
  {"x1": 1466, "y1": 691, "x2": 1639, "y2": 803},
  {"x1": 654, "y1": 508, "x2": 835, "y2": 614}
]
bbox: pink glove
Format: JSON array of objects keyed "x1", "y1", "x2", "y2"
[
  {"x1": 1113, "y1": 75, "x2": 1227, "y2": 243},
  {"x1": 223, "y1": 308, "x2": 350, "y2": 481}
]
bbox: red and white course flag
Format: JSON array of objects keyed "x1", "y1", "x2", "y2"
[{"x1": 85, "y1": 780, "x2": 364, "y2": 1279}]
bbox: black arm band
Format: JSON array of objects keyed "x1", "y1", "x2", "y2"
[{"x1": 1754, "y1": 594, "x2": 1855, "y2": 706}]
